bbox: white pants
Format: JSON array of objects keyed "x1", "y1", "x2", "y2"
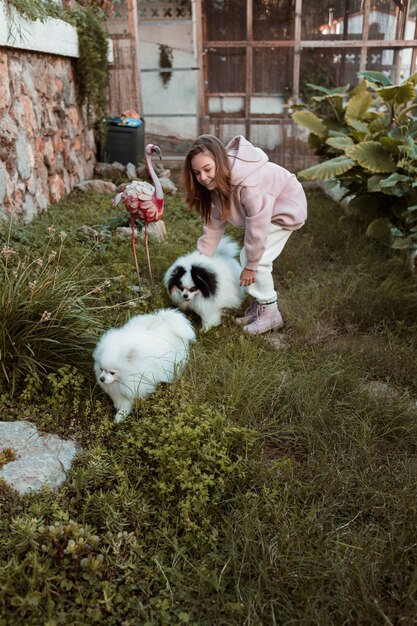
[{"x1": 239, "y1": 225, "x2": 292, "y2": 304}]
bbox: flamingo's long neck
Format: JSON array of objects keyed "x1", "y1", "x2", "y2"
[{"x1": 146, "y1": 152, "x2": 163, "y2": 206}]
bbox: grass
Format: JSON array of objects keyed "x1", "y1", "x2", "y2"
[{"x1": 0, "y1": 183, "x2": 416, "y2": 625}]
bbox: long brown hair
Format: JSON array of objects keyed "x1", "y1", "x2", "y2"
[{"x1": 181, "y1": 135, "x2": 232, "y2": 222}]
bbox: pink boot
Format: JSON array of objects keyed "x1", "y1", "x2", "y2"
[
  {"x1": 243, "y1": 302, "x2": 284, "y2": 335},
  {"x1": 235, "y1": 298, "x2": 257, "y2": 325}
]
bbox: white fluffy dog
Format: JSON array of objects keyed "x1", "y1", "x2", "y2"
[
  {"x1": 163, "y1": 236, "x2": 244, "y2": 331},
  {"x1": 93, "y1": 309, "x2": 195, "y2": 422}
]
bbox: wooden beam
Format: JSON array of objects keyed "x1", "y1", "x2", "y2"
[
  {"x1": 204, "y1": 39, "x2": 417, "y2": 49},
  {"x1": 126, "y1": 0, "x2": 142, "y2": 115},
  {"x1": 411, "y1": 10, "x2": 417, "y2": 75},
  {"x1": 293, "y1": 0, "x2": 302, "y2": 103},
  {"x1": 394, "y1": 0, "x2": 409, "y2": 82},
  {"x1": 193, "y1": 0, "x2": 206, "y2": 134},
  {"x1": 360, "y1": 0, "x2": 370, "y2": 71},
  {"x1": 246, "y1": 0, "x2": 253, "y2": 139}
]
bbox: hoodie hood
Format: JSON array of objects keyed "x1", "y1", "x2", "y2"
[{"x1": 226, "y1": 136, "x2": 269, "y2": 186}]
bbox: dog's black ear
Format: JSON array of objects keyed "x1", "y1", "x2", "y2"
[
  {"x1": 191, "y1": 265, "x2": 217, "y2": 298},
  {"x1": 167, "y1": 265, "x2": 186, "y2": 293}
]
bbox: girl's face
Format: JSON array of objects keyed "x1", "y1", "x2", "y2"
[{"x1": 191, "y1": 151, "x2": 217, "y2": 191}]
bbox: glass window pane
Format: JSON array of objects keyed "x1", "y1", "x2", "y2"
[
  {"x1": 208, "y1": 97, "x2": 245, "y2": 113},
  {"x1": 253, "y1": 48, "x2": 293, "y2": 95},
  {"x1": 208, "y1": 122, "x2": 247, "y2": 141},
  {"x1": 405, "y1": 4, "x2": 417, "y2": 39},
  {"x1": 302, "y1": 0, "x2": 364, "y2": 40},
  {"x1": 251, "y1": 96, "x2": 287, "y2": 114},
  {"x1": 368, "y1": 0, "x2": 408, "y2": 40},
  {"x1": 203, "y1": 0, "x2": 247, "y2": 40},
  {"x1": 206, "y1": 48, "x2": 246, "y2": 92},
  {"x1": 365, "y1": 47, "x2": 413, "y2": 82},
  {"x1": 253, "y1": 0, "x2": 295, "y2": 41},
  {"x1": 397, "y1": 48, "x2": 415, "y2": 81},
  {"x1": 251, "y1": 122, "x2": 316, "y2": 170},
  {"x1": 300, "y1": 48, "x2": 361, "y2": 99}
]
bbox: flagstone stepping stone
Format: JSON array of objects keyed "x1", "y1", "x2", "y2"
[{"x1": 0, "y1": 421, "x2": 79, "y2": 495}]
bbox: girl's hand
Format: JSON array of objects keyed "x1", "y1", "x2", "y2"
[{"x1": 240, "y1": 268, "x2": 256, "y2": 286}]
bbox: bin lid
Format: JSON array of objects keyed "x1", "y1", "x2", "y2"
[{"x1": 107, "y1": 115, "x2": 144, "y2": 128}]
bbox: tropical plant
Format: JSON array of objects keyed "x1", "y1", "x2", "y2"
[{"x1": 292, "y1": 71, "x2": 417, "y2": 270}]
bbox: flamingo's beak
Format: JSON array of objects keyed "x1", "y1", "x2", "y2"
[{"x1": 145, "y1": 143, "x2": 163, "y2": 159}]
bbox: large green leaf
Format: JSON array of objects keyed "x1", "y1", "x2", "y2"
[
  {"x1": 310, "y1": 94, "x2": 345, "y2": 106},
  {"x1": 377, "y1": 172, "x2": 412, "y2": 197},
  {"x1": 345, "y1": 141, "x2": 396, "y2": 173},
  {"x1": 348, "y1": 119, "x2": 369, "y2": 133},
  {"x1": 306, "y1": 83, "x2": 350, "y2": 95},
  {"x1": 292, "y1": 111, "x2": 327, "y2": 137},
  {"x1": 323, "y1": 117, "x2": 347, "y2": 133},
  {"x1": 379, "y1": 136, "x2": 402, "y2": 154},
  {"x1": 404, "y1": 72, "x2": 417, "y2": 85},
  {"x1": 357, "y1": 71, "x2": 392, "y2": 87},
  {"x1": 379, "y1": 172, "x2": 411, "y2": 187},
  {"x1": 368, "y1": 115, "x2": 390, "y2": 133},
  {"x1": 307, "y1": 133, "x2": 324, "y2": 151},
  {"x1": 345, "y1": 91, "x2": 374, "y2": 124},
  {"x1": 347, "y1": 194, "x2": 379, "y2": 215},
  {"x1": 297, "y1": 156, "x2": 355, "y2": 181},
  {"x1": 366, "y1": 218, "x2": 392, "y2": 241},
  {"x1": 405, "y1": 206, "x2": 417, "y2": 225},
  {"x1": 367, "y1": 175, "x2": 385, "y2": 192},
  {"x1": 350, "y1": 80, "x2": 369, "y2": 96},
  {"x1": 325, "y1": 136, "x2": 354, "y2": 152},
  {"x1": 398, "y1": 136, "x2": 417, "y2": 159},
  {"x1": 376, "y1": 82, "x2": 416, "y2": 105},
  {"x1": 350, "y1": 130, "x2": 368, "y2": 144}
]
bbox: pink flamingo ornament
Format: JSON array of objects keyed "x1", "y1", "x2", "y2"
[{"x1": 113, "y1": 144, "x2": 164, "y2": 289}]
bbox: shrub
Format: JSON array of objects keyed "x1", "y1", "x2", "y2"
[
  {"x1": 0, "y1": 518, "x2": 106, "y2": 622},
  {"x1": 121, "y1": 388, "x2": 254, "y2": 539},
  {"x1": 0, "y1": 228, "x2": 102, "y2": 393},
  {"x1": 292, "y1": 71, "x2": 417, "y2": 268}
]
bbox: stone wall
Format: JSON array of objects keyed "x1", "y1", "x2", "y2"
[{"x1": 0, "y1": 48, "x2": 96, "y2": 222}]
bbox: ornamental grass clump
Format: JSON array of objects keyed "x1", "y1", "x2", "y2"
[{"x1": 0, "y1": 227, "x2": 102, "y2": 393}]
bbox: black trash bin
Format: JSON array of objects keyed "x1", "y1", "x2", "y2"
[{"x1": 102, "y1": 116, "x2": 145, "y2": 165}]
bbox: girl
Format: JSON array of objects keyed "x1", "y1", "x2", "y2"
[{"x1": 182, "y1": 135, "x2": 307, "y2": 335}]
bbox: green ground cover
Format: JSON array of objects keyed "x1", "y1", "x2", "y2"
[{"x1": 0, "y1": 186, "x2": 416, "y2": 625}]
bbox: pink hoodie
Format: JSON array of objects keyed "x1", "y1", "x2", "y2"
[{"x1": 197, "y1": 136, "x2": 307, "y2": 270}]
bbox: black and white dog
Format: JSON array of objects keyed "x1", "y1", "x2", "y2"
[{"x1": 164, "y1": 236, "x2": 244, "y2": 331}]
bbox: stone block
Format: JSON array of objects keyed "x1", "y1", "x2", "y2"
[
  {"x1": 0, "y1": 161, "x2": 7, "y2": 204},
  {"x1": 0, "y1": 52, "x2": 10, "y2": 110},
  {"x1": 16, "y1": 128, "x2": 31, "y2": 180},
  {"x1": 75, "y1": 179, "x2": 117, "y2": 194},
  {"x1": 0, "y1": 421, "x2": 79, "y2": 495}
]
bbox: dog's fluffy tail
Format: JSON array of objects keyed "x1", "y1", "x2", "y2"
[
  {"x1": 213, "y1": 235, "x2": 240, "y2": 259},
  {"x1": 153, "y1": 308, "x2": 196, "y2": 343}
]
